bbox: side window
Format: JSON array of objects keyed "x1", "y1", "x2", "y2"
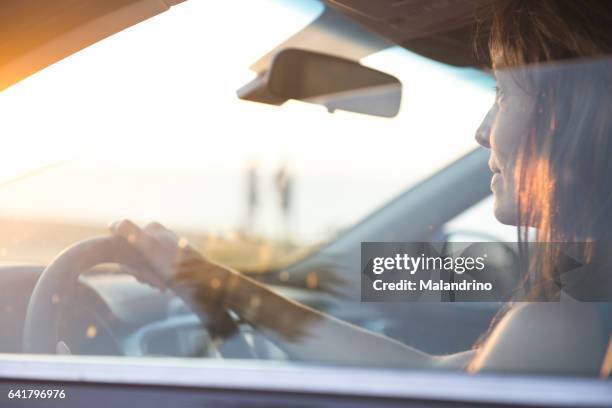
[{"x1": 443, "y1": 196, "x2": 517, "y2": 242}]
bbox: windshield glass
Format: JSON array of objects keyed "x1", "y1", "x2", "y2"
[
  {"x1": 1, "y1": 0, "x2": 610, "y2": 386},
  {"x1": 0, "y1": 0, "x2": 490, "y2": 269}
]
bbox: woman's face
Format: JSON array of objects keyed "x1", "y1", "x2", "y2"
[{"x1": 475, "y1": 68, "x2": 534, "y2": 226}]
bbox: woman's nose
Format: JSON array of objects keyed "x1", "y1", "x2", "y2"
[{"x1": 475, "y1": 107, "x2": 494, "y2": 148}]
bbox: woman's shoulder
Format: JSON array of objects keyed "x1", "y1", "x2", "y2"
[{"x1": 468, "y1": 302, "x2": 609, "y2": 375}]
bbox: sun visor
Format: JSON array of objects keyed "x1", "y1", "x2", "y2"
[{"x1": 0, "y1": 0, "x2": 186, "y2": 91}]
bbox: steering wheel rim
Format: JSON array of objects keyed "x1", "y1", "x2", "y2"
[{"x1": 23, "y1": 235, "x2": 240, "y2": 355}]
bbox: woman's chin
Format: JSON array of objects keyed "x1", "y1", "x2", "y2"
[{"x1": 493, "y1": 199, "x2": 518, "y2": 226}]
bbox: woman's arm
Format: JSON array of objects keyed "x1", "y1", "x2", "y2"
[
  {"x1": 110, "y1": 220, "x2": 474, "y2": 369},
  {"x1": 172, "y1": 252, "x2": 475, "y2": 368}
]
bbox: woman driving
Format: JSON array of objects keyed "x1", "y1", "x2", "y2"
[{"x1": 109, "y1": 0, "x2": 612, "y2": 374}]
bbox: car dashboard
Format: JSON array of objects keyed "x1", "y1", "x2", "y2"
[{"x1": 0, "y1": 264, "x2": 316, "y2": 359}]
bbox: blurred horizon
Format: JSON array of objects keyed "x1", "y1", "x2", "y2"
[{"x1": 0, "y1": 0, "x2": 494, "y2": 261}]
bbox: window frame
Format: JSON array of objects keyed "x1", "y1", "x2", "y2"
[{"x1": 0, "y1": 354, "x2": 610, "y2": 407}]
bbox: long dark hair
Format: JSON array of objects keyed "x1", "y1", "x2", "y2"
[{"x1": 476, "y1": 0, "x2": 612, "y2": 301}]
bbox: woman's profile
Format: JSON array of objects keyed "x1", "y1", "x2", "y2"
[{"x1": 110, "y1": 0, "x2": 612, "y2": 374}]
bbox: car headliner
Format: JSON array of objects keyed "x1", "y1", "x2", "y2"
[{"x1": 322, "y1": 0, "x2": 489, "y2": 67}]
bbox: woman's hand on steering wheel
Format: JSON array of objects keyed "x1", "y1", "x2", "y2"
[
  {"x1": 109, "y1": 220, "x2": 196, "y2": 291},
  {"x1": 109, "y1": 220, "x2": 233, "y2": 301},
  {"x1": 110, "y1": 220, "x2": 241, "y2": 342}
]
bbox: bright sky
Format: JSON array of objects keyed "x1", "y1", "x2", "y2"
[{"x1": 0, "y1": 0, "x2": 495, "y2": 242}]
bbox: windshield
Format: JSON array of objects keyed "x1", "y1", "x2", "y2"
[
  {"x1": 0, "y1": 0, "x2": 490, "y2": 269},
  {"x1": 1, "y1": 0, "x2": 610, "y2": 390}
]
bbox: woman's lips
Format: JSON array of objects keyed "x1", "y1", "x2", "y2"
[
  {"x1": 488, "y1": 159, "x2": 501, "y2": 174},
  {"x1": 491, "y1": 172, "x2": 501, "y2": 190},
  {"x1": 488, "y1": 159, "x2": 502, "y2": 191}
]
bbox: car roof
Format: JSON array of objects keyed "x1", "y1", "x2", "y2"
[
  {"x1": 247, "y1": 0, "x2": 490, "y2": 78},
  {"x1": 0, "y1": 0, "x2": 484, "y2": 92},
  {"x1": 321, "y1": 0, "x2": 488, "y2": 67}
]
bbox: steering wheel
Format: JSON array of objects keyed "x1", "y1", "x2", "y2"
[{"x1": 23, "y1": 235, "x2": 239, "y2": 355}]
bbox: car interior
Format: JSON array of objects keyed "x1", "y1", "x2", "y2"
[{"x1": 0, "y1": 0, "x2": 608, "y2": 387}]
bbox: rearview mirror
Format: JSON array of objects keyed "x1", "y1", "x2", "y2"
[{"x1": 238, "y1": 49, "x2": 402, "y2": 118}]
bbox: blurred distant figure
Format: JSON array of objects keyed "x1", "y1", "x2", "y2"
[
  {"x1": 275, "y1": 162, "x2": 294, "y2": 241},
  {"x1": 244, "y1": 160, "x2": 259, "y2": 234}
]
